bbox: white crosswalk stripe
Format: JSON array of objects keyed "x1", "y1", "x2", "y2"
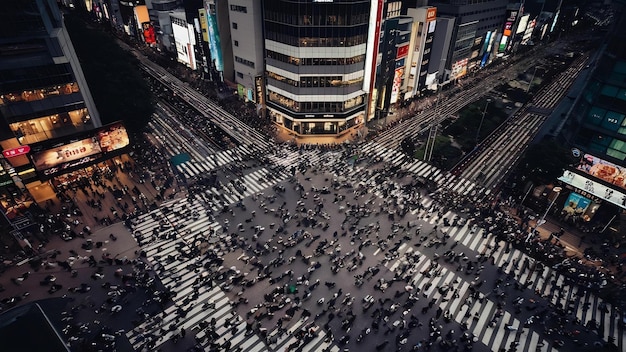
[{"x1": 127, "y1": 195, "x2": 340, "y2": 352}]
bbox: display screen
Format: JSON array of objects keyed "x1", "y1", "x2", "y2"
[{"x1": 29, "y1": 122, "x2": 130, "y2": 179}]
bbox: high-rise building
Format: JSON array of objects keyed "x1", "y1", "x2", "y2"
[
  {"x1": 562, "y1": 9, "x2": 626, "y2": 164},
  {"x1": 228, "y1": 0, "x2": 264, "y2": 103},
  {"x1": 263, "y1": 0, "x2": 372, "y2": 138},
  {"x1": 427, "y1": 0, "x2": 508, "y2": 78},
  {"x1": 0, "y1": 0, "x2": 102, "y2": 190}
]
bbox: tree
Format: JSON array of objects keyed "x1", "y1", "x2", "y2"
[
  {"x1": 516, "y1": 139, "x2": 572, "y2": 185},
  {"x1": 64, "y1": 14, "x2": 154, "y2": 132}
]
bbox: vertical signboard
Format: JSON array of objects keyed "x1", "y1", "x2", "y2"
[
  {"x1": 206, "y1": 2, "x2": 224, "y2": 72},
  {"x1": 389, "y1": 68, "x2": 404, "y2": 104}
]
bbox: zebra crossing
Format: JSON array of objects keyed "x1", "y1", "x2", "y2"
[
  {"x1": 126, "y1": 195, "x2": 340, "y2": 352},
  {"x1": 175, "y1": 145, "x2": 256, "y2": 178},
  {"x1": 357, "y1": 141, "x2": 484, "y2": 197},
  {"x1": 381, "y1": 194, "x2": 625, "y2": 352},
  {"x1": 383, "y1": 242, "x2": 558, "y2": 352}
]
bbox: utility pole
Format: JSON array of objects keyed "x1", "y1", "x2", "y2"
[{"x1": 475, "y1": 99, "x2": 491, "y2": 145}]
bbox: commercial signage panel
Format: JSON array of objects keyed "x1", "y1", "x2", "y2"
[
  {"x1": 507, "y1": 10, "x2": 518, "y2": 22},
  {"x1": 558, "y1": 171, "x2": 626, "y2": 209},
  {"x1": 576, "y1": 153, "x2": 626, "y2": 191},
  {"x1": 3, "y1": 145, "x2": 30, "y2": 158},
  {"x1": 426, "y1": 7, "x2": 437, "y2": 21},
  {"x1": 389, "y1": 68, "x2": 404, "y2": 104},
  {"x1": 206, "y1": 5, "x2": 224, "y2": 72},
  {"x1": 30, "y1": 122, "x2": 130, "y2": 180},
  {"x1": 517, "y1": 14, "x2": 530, "y2": 34},
  {"x1": 31, "y1": 138, "x2": 102, "y2": 171},
  {"x1": 395, "y1": 58, "x2": 406, "y2": 69},
  {"x1": 198, "y1": 9, "x2": 209, "y2": 42},
  {"x1": 396, "y1": 45, "x2": 409, "y2": 59},
  {"x1": 428, "y1": 20, "x2": 436, "y2": 34},
  {"x1": 142, "y1": 22, "x2": 156, "y2": 44},
  {"x1": 134, "y1": 5, "x2": 149, "y2": 25},
  {"x1": 562, "y1": 193, "x2": 591, "y2": 214}
]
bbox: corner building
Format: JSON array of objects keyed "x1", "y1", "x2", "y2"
[
  {"x1": 263, "y1": 0, "x2": 370, "y2": 137},
  {"x1": 0, "y1": 0, "x2": 101, "y2": 191}
]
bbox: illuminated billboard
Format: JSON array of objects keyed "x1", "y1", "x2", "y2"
[
  {"x1": 562, "y1": 193, "x2": 591, "y2": 215},
  {"x1": 142, "y1": 22, "x2": 156, "y2": 45},
  {"x1": 389, "y1": 68, "x2": 404, "y2": 104},
  {"x1": 498, "y1": 36, "x2": 508, "y2": 52},
  {"x1": 32, "y1": 137, "x2": 102, "y2": 171},
  {"x1": 29, "y1": 122, "x2": 130, "y2": 179},
  {"x1": 517, "y1": 14, "x2": 530, "y2": 34},
  {"x1": 576, "y1": 154, "x2": 626, "y2": 191},
  {"x1": 450, "y1": 58, "x2": 468, "y2": 79},
  {"x1": 206, "y1": 3, "x2": 224, "y2": 72},
  {"x1": 426, "y1": 7, "x2": 436, "y2": 21},
  {"x1": 558, "y1": 171, "x2": 626, "y2": 209},
  {"x1": 396, "y1": 44, "x2": 409, "y2": 59},
  {"x1": 504, "y1": 22, "x2": 513, "y2": 37}
]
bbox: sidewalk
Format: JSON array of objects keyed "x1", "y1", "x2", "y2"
[{"x1": 504, "y1": 206, "x2": 624, "y2": 285}]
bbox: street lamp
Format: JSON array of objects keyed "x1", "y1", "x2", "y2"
[
  {"x1": 475, "y1": 99, "x2": 491, "y2": 145},
  {"x1": 525, "y1": 186, "x2": 562, "y2": 242}
]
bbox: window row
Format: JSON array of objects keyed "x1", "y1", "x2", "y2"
[
  {"x1": 264, "y1": 2, "x2": 370, "y2": 26},
  {"x1": 586, "y1": 106, "x2": 626, "y2": 135},
  {"x1": 267, "y1": 50, "x2": 365, "y2": 66},
  {"x1": 268, "y1": 91, "x2": 364, "y2": 113},
  {"x1": 0, "y1": 64, "x2": 75, "y2": 93},
  {"x1": 266, "y1": 32, "x2": 366, "y2": 47},
  {"x1": 235, "y1": 56, "x2": 255, "y2": 68},
  {"x1": 9, "y1": 108, "x2": 92, "y2": 144},
  {"x1": 230, "y1": 5, "x2": 247, "y2": 13},
  {"x1": 0, "y1": 82, "x2": 80, "y2": 106},
  {"x1": 267, "y1": 71, "x2": 362, "y2": 88}
]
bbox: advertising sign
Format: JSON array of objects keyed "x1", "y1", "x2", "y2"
[
  {"x1": 517, "y1": 14, "x2": 530, "y2": 34},
  {"x1": 198, "y1": 9, "x2": 209, "y2": 42},
  {"x1": 395, "y1": 58, "x2": 406, "y2": 69},
  {"x1": 504, "y1": 22, "x2": 513, "y2": 37},
  {"x1": 389, "y1": 68, "x2": 404, "y2": 104},
  {"x1": 3, "y1": 145, "x2": 30, "y2": 158},
  {"x1": 206, "y1": 6, "x2": 224, "y2": 72},
  {"x1": 498, "y1": 36, "x2": 508, "y2": 52},
  {"x1": 562, "y1": 193, "x2": 591, "y2": 215},
  {"x1": 31, "y1": 138, "x2": 102, "y2": 171},
  {"x1": 142, "y1": 22, "x2": 156, "y2": 45},
  {"x1": 30, "y1": 122, "x2": 130, "y2": 179},
  {"x1": 396, "y1": 44, "x2": 409, "y2": 59},
  {"x1": 507, "y1": 10, "x2": 518, "y2": 22},
  {"x1": 576, "y1": 153, "x2": 626, "y2": 191},
  {"x1": 426, "y1": 7, "x2": 436, "y2": 21},
  {"x1": 558, "y1": 170, "x2": 626, "y2": 209},
  {"x1": 255, "y1": 76, "x2": 264, "y2": 105},
  {"x1": 428, "y1": 20, "x2": 436, "y2": 34},
  {"x1": 450, "y1": 58, "x2": 468, "y2": 79}
]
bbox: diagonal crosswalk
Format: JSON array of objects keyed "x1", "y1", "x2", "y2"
[
  {"x1": 141, "y1": 113, "x2": 624, "y2": 352},
  {"x1": 127, "y1": 196, "x2": 340, "y2": 352}
]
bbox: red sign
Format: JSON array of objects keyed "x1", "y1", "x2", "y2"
[
  {"x1": 396, "y1": 44, "x2": 409, "y2": 59},
  {"x1": 426, "y1": 7, "x2": 437, "y2": 21},
  {"x1": 2, "y1": 145, "x2": 30, "y2": 158}
]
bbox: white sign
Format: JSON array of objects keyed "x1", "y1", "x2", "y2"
[{"x1": 558, "y1": 170, "x2": 626, "y2": 209}]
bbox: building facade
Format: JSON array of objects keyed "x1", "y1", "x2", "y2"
[
  {"x1": 428, "y1": 0, "x2": 508, "y2": 79},
  {"x1": 0, "y1": 0, "x2": 102, "y2": 190},
  {"x1": 228, "y1": 0, "x2": 264, "y2": 103},
  {"x1": 263, "y1": 0, "x2": 371, "y2": 137}
]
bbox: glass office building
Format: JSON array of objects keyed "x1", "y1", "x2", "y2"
[
  {"x1": 0, "y1": 0, "x2": 101, "y2": 187},
  {"x1": 263, "y1": 0, "x2": 370, "y2": 137}
]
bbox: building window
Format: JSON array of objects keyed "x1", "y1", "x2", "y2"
[
  {"x1": 232, "y1": 22, "x2": 238, "y2": 29},
  {"x1": 234, "y1": 40, "x2": 239, "y2": 47},
  {"x1": 230, "y1": 5, "x2": 247, "y2": 13},
  {"x1": 235, "y1": 56, "x2": 254, "y2": 68},
  {"x1": 237, "y1": 71, "x2": 244, "y2": 79}
]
